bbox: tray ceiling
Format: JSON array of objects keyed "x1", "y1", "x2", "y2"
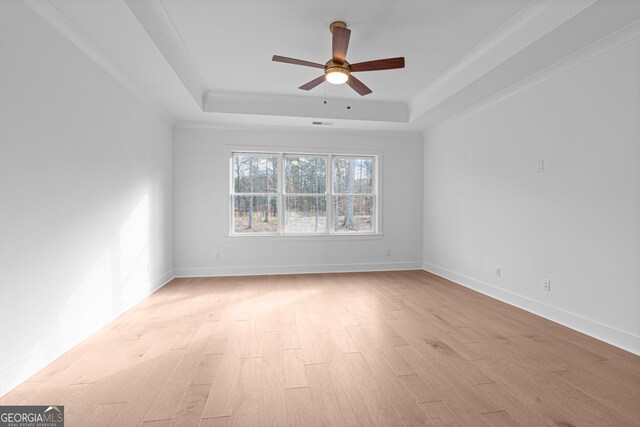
[{"x1": 26, "y1": 0, "x2": 640, "y2": 133}]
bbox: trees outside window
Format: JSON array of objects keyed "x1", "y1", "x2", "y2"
[
  {"x1": 231, "y1": 152, "x2": 376, "y2": 235},
  {"x1": 332, "y1": 157, "x2": 374, "y2": 232},
  {"x1": 231, "y1": 153, "x2": 278, "y2": 233},
  {"x1": 284, "y1": 156, "x2": 327, "y2": 233}
]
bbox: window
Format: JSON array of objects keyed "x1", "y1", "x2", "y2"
[
  {"x1": 231, "y1": 151, "x2": 377, "y2": 236},
  {"x1": 285, "y1": 155, "x2": 327, "y2": 233},
  {"x1": 231, "y1": 153, "x2": 278, "y2": 233},
  {"x1": 333, "y1": 157, "x2": 374, "y2": 232}
]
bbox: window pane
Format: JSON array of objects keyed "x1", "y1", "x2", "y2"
[
  {"x1": 233, "y1": 154, "x2": 278, "y2": 193},
  {"x1": 285, "y1": 156, "x2": 327, "y2": 194},
  {"x1": 333, "y1": 195, "x2": 374, "y2": 232},
  {"x1": 233, "y1": 195, "x2": 278, "y2": 233},
  {"x1": 285, "y1": 196, "x2": 327, "y2": 233},
  {"x1": 333, "y1": 157, "x2": 373, "y2": 194}
]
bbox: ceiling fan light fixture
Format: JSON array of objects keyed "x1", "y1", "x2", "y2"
[
  {"x1": 325, "y1": 68, "x2": 349, "y2": 84},
  {"x1": 273, "y1": 20, "x2": 404, "y2": 95}
]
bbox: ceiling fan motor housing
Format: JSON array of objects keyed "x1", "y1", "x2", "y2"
[
  {"x1": 325, "y1": 60, "x2": 350, "y2": 74},
  {"x1": 329, "y1": 21, "x2": 347, "y2": 33}
]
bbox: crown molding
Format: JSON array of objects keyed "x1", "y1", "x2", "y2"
[
  {"x1": 423, "y1": 18, "x2": 640, "y2": 138},
  {"x1": 124, "y1": 0, "x2": 207, "y2": 109},
  {"x1": 409, "y1": 0, "x2": 598, "y2": 121},
  {"x1": 23, "y1": 0, "x2": 173, "y2": 124},
  {"x1": 174, "y1": 120, "x2": 422, "y2": 140}
]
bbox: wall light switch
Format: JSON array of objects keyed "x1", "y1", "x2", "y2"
[
  {"x1": 536, "y1": 160, "x2": 544, "y2": 172},
  {"x1": 495, "y1": 267, "x2": 501, "y2": 277}
]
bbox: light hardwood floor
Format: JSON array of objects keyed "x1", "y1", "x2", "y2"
[{"x1": 2, "y1": 271, "x2": 639, "y2": 426}]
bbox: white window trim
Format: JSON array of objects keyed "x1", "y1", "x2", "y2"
[{"x1": 227, "y1": 146, "x2": 382, "y2": 239}]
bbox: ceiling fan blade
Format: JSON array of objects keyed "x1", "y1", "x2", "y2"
[
  {"x1": 332, "y1": 27, "x2": 351, "y2": 64},
  {"x1": 350, "y1": 57, "x2": 405, "y2": 72},
  {"x1": 299, "y1": 75, "x2": 326, "y2": 91},
  {"x1": 272, "y1": 55, "x2": 324, "y2": 69},
  {"x1": 347, "y1": 75, "x2": 372, "y2": 96}
]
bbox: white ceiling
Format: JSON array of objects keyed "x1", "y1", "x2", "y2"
[
  {"x1": 160, "y1": 0, "x2": 530, "y2": 102},
  {"x1": 30, "y1": 0, "x2": 640, "y2": 133}
]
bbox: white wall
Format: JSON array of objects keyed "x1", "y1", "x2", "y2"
[
  {"x1": 173, "y1": 126, "x2": 423, "y2": 276},
  {"x1": 423, "y1": 37, "x2": 640, "y2": 353},
  {"x1": 0, "y1": 2, "x2": 174, "y2": 395}
]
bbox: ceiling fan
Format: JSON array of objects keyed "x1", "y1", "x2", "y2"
[{"x1": 272, "y1": 21, "x2": 405, "y2": 96}]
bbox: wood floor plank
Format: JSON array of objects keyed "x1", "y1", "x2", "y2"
[
  {"x1": 72, "y1": 329, "x2": 175, "y2": 424},
  {"x1": 243, "y1": 316, "x2": 264, "y2": 358},
  {"x1": 142, "y1": 420, "x2": 172, "y2": 427},
  {"x1": 281, "y1": 323, "x2": 301, "y2": 350},
  {"x1": 396, "y1": 345, "x2": 491, "y2": 426},
  {"x1": 390, "y1": 304, "x2": 484, "y2": 362},
  {"x1": 305, "y1": 363, "x2": 348, "y2": 426},
  {"x1": 199, "y1": 416, "x2": 230, "y2": 427},
  {"x1": 170, "y1": 383, "x2": 211, "y2": 427},
  {"x1": 357, "y1": 321, "x2": 416, "y2": 376},
  {"x1": 83, "y1": 402, "x2": 126, "y2": 427},
  {"x1": 500, "y1": 356, "x2": 635, "y2": 425},
  {"x1": 293, "y1": 305, "x2": 324, "y2": 364},
  {"x1": 190, "y1": 354, "x2": 223, "y2": 386},
  {"x1": 201, "y1": 321, "x2": 250, "y2": 418},
  {"x1": 204, "y1": 339, "x2": 227, "y2": 355},
  {"x1": 480, "y1": 410, "x2": 520, "y2": 426},
  {"x1": 229, "y1": 357, "x2": 262, "y2": 427},
  {"x1": 284, "y1": 387, "x2": 318, "y2": 427},
  {"x1": 473, "y1": 357, "x2": 595, "y2": 426},
  {"x1": 329, "y1": 323, "x2": 360, "y2": 354},
  {"x1": 551, "y1": 364, "x2": 640, "y2": 421},
  {"x1": 475, "y1": 382, "x2": 553, "y2": 427},
  {"x1": 398, "y1": 374, "x2": 440, "y2": 404},
  {"x1": 346, "y1": 325, "x2": 427, "y2": 426},
  {"x1": 111, "y1": 348, "x2": 186, "y2": 426},
  {"x1": 282, "y1": 349, "x2": 308, "y2": 389},
  {"x1": 316, "y1": 333, "x2": 374, "y2": 427},
  {"x1": 419, "y1": 400, "x2": 463, "y2": 426},
  {"x1": 145, "y1": 321, "x2": 217, "y2": 421},
  {"x1": 260, "y1": 331, "x2": 286, "y2": 426},
  {"x1": 342, "y1": 351, "x2": 404, "y2": 426},
  {"x1": 387, "y1": 317, "x2": 494, "y2": 386}
]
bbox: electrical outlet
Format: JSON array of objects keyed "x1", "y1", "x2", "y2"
[
  {"x1": 386, "y1": 248, "x2": 391, "y2": 257},
  {"x1": 495, "y1": 267, "x2": 501, "y2": 277},
  {"x1": 214, "y1": 252, "x2": 221, "y2": 261},
  {"x1": 536, "y1": 160, "x2": 544, "y2": 172},
  {"x1": 543, "y1": 278, "x2": 551, "y2": 291}
]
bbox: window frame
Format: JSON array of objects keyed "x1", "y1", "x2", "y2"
[
  {"x1": 229, "y1": 152, "x2": 280, "y2": 236},
  {"x1": 228, "y1": 148, "x2": 380, "y2": 238},
  {"x1": 331, "y1": 155, "x2": 377, "y2": 234},
  {"x1": 283, "y1": 154, "x2": 329, "y2": 235}
]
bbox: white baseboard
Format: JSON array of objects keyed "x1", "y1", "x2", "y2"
[
  {"x1": 0, "y1": 269, "x2": 175, "y2": 398},
  {"x1": 422, "y1": 262, "x2": 640, "y2": 356},
  {"x1": 174, "y1": 261, "x2": 423, "y2": 278}
]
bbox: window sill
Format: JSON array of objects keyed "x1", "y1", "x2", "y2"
[{"x1": 224, "y1": 233, "x2": 384, "y2": 242}]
